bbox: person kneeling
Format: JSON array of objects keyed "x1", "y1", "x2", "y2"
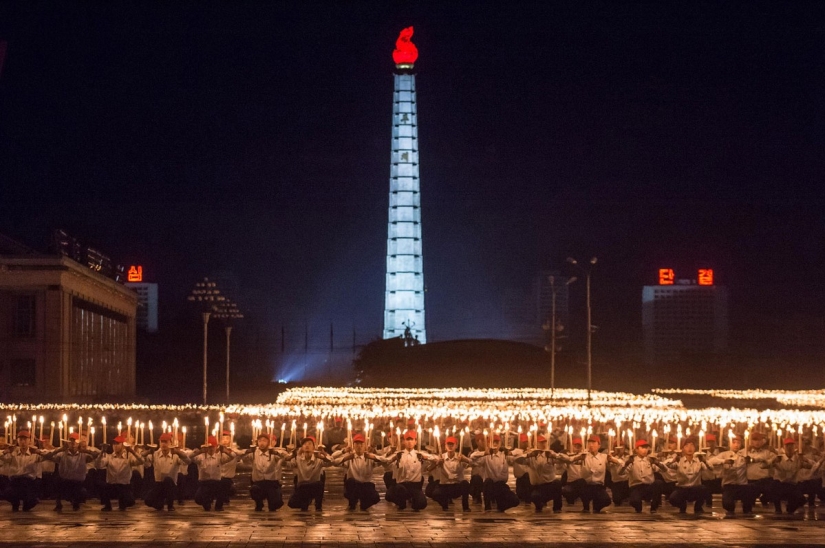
[
  {"x1": 285, "y1": 436, "x2": 333, "y2": 511},
  {"x1": 335, "y1": 433, "x2": 382, "y2": 511},
  {"x1": 665, "y1": 437, "x2": 711, "y2": 514}
]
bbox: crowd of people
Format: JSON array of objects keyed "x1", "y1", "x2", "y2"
[{"x1": 2, "y1": 418, "x2": 824, "y2": 517}]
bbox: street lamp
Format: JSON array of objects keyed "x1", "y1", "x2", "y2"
[
  {"x1": 566, "y1": 256, "x2": 597, "y2": 407},
  {"x1": 188, "y1": 278, "x2": 226, "y2": 405},
  {"x1": 210, "y1": 300, "x2": 243, "y2": 403},
  {"x1": 543, "y1": 275, "x2": 576, "y2": 399}
]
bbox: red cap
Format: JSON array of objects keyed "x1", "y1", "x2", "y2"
[
  {"x1": 207, "y1": 436, "x2": 218, "y2": 447},
  {"x1": 301, "y1": 435, "x2": 316, "y2": 446},
  {"x1": 113, "y1": 436, "x2": 126, "y2": 444},
  {"x1": 16, "y1": 430, "x2": 31, "y2": 438},
  {"x1": 635, "y1": 439, "x2": 650, "y2": 448},
  {"x1": 334, "y1": 417, "x2": 343, "y2": 423},
  {"x1": 474, "y1": 432, "x2": 485, "y2": 441},
  {"x1": 257, "y1": 433, "x2": 270, "y2": 441},
  {"x1": 783, "y1": 438, "x2": 796, "y2": 445},
  {"x1": 68, "y1": 432, "x2": 80, "y2": 440},
  {"x1": 404, "y1": 430, "x2": 417, "y2": 440},
  {"x1": 222, "y1": 430, "x2": 231, "y2": 436},
  {"x1": 445, "y1": 436, "x2": 457, "y2": 444},
  {"x1": 587, "y1": 435, "x2": 601, "y2": 444},
  {"x1": 751, "y1": 432, "x2": 765, "y2": 441},
  {"x1": 407, "y1": 419, "x2": 416, "y2": 425},
  {"x1": 518, "y1": 433, "x2": 529, "y2": 443},
  {"x1": 537, "y1": 435, "x2": 547, "y2": 442},
  {"x1": 492, "y1": 434, "x2": 501, "y2": 442},
  {"x1": 682, "y1": 437, "x2": 697, "y2": 448},
  {"x1": 668, "y1": 436, "x2": 678, "y2": 443},
  {"x1": 352, "y1": 433, "x2": 365, "y2": 443},
  {"x1": 705, "y1": 434, "x2": 717, "y2": 441},
  {"x1": 159, "y1": 433, "x2": 173, "y2": 442},
  {"x1": 572, "y1": 437, "x2": 582, "y2": 445}
]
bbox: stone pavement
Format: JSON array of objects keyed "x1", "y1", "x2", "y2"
[{"x1": 2, "y1": 468, "x2": 824, "y2": 547}]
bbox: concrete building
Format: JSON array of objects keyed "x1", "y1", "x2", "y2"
[
  {"x1": 125, "y1": 282, "x2": 158, "y2": 333},
  {"x1": 0, "y1": 245, "x2": 137, "y2": 402},
  {"x1": 642, "y1": 272, "x2": 728, "y2": 366},
  {"x1": 383, "y1": 28, "x2": 426, "y2": 343}
]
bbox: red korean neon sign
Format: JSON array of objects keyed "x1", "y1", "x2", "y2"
[{"x1": 127, "y1": 265, "x2": 143, "y2": 282}]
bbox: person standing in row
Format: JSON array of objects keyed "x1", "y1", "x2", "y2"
[
  {"x1": 431, "y1": 436, "x2": 472, "y2": 511},
  {"x1": 622, "y1": 439, "x2": 666, "y2": 513},
  {"x1": 1, "y1": 431, "x2": 42, "y2": 512},
  {"x1": 96, "y1": 435, "x2": 143, "y2": 511},
  {"x1": 664, "y1": 437, "x2": 710, "y2": 514},
  {"x1": 43, "y1": 432, "x2": 96, "y2": 512},
  {"x1": 190, "y1": 436, "x2": 233, "y2": 511},
  {"x1": 707, "y1": 434, "x2": 753, "y2": 517},
  {"x1": 142, "y1": 433, "x2": 190, "y2": 511},
  {"x1": 514, "y1": 434, "x2": 563, "y2": 513},
  {"x1": 285, "y1": 435, "x2": 334, "y2": 511},
  {"x1": 242, "y1": 433, "x2": 288, "y2": 512},
  {"x1": 335, "y1": 433, "x2": 382, "y2": 511},
  {"x1": 473, "y1": 434, "x2": 520, "y2": 512},
  {"x1": 385, "y1": 430, "x2": 436, "y2": 511}
]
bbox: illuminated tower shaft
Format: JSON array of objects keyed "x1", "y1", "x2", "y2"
[{"x1": 383, "y1": 71, "x2": 426, "y2": 343}]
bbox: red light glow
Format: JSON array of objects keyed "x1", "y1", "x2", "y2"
[
  {"x1": 698, "y1": 269, "x2": 714, "y2": 286},
  {"x1": 658, "y1": 268, "x2": 675, "y2": 285},
  {"x1": 392, "y1": 27, "x2": 418, "y2": 67},
  {"x1": 127, "y1": 265, "x2": 143, "y2": 282}
]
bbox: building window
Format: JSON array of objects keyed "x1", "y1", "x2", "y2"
[
  {"x1": 14, "y1": 295, "x2": 35, "y2": 337},
  {"x1": 10, "y1": 359, "x2": 35, "y2": 387}
]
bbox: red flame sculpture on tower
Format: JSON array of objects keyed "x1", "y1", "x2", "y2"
[{"x1": 393, "y1": 27, "x2": 418, "y2": 69}]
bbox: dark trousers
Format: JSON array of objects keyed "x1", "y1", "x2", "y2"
[
  {"x1": 219, "y1": 477, "x2": 235, "y2": 505},
  {"x1": 386, "y1": 481, "x2": 427, "y2": 510},
  {"x1": 482, "y1": 479, "x2": 520, "y2": 512},
  {"x1": 722, "y1": 483, "x2": 755, "y2": 514},
  {"x1": 103, "y1": 483, "x2": 135, "y2": 510},
  {"x1": 515, "y1": 473, "x2": 532, "y2": 502},
  {"x1": 610, "y1": 480, "x2": 630, "y2": 505},
  {"x1": 250, "y1": 480, "x2": 283, "y2": 511},
  {"x1": 344, "y1": 478, "x2": 381, "y2": 510},
  {"x1": 581, "y1": 483, "x2": 611, "y2": 513},
  {"x1": 629, "y1": 481, "x2": 663, "y2": 512},
  {"x1": 56, "y1": 478, "x2": 87, "y2": 507},
  {"x1": 798, "y1": 478, "x2": 820, "y2": 507},
  {"x1": 531, "y1": 481, "x2": 562, "y2": 512},
  {"x1": 194, "y1": 479, "x2": 228, "y2": 510},
  {"x1": 4, "y1": 476, "x2": 38, "y2": 511},
  {"x1": 382, "y1": 471, "x2": 396, "y2": 493},
  {"x1": 669, "y1": 485, "x2": 710, "y2": 512},
  {"x1": 562, "y1": 478, "x2": 586, "y2": 504},
  {"x1": 130, "y1": 471, "x2": 144, "y2": 500},
  {"x1": 288, "y1": 481, "x2": 324, "y2": 511},
  {"x1": 749, "y1": 477, "x2": 775, "y2": 505},
  {"x1": 469, "y1": 474, "x2": 484, "y2": 503},
  {"x1": 432, "y1": 480, "x2": 470, "y2": 510},
  {"x1": 702, "y1": 478, "x2": 721, "y2": 506},
  {"x1": 40, "y1": 472, "x2": 57, "y2": 500},
  {"x1": 771, "y1": 482, "x2": 805, "y2": 513},
  {"x1": 144, "y1": 477, "x2": 177, "y2": 510}
]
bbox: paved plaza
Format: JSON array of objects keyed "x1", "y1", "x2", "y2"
[{"x1": 2, "y1": 468, "x2": 824, "y2": 547}]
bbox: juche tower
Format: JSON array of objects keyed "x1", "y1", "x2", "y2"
[{"x1": 382, "y1": 27, "x2": 426, "y2": 343}]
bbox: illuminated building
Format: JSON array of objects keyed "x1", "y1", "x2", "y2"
[
  {"x1": 0, "y1": 236, "x2": 137, "y2": 401},
  {"x1": 642, "y1": 269, "x2": 728, "y2": 366},
  {"x1": 383, "y1": 27, "x2": 426, "y2": 343}
]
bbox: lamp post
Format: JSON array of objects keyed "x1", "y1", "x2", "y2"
[
  {"x1": 566, "y1": 257, "x2": 597, "y2": 407},
  {"x1": 544, "y1": 275, "x2": 576, "y2": 399},
  {"x1": 188, "y1": 278, "x2": 227, "y2": 405},
  {"x1": 210, "y1": 300, "x2": 243, "y2": 403}
]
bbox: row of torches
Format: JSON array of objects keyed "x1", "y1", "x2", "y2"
[{"x1": 3, "y1": 387, "x2": 825, "y2": 452}]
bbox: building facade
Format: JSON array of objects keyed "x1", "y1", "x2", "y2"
[
  {"x1": 125, "y1": 282, "x2": 158, "y2": 332},
  {"x1": 383, "y1": 29, "x2": 426, "y2": 343},
  {"x1": 642, "y1": 278, "x2": 728, "y2": 366},
  {"x1": 0, "y1": 256, "x2": 137, "y2": 402}
]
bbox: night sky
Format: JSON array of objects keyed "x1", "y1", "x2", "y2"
[{"x1": 1, "y1": 2, "x2": 824, "y2": 371}]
